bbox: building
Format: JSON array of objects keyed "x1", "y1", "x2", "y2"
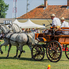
[
  {"x1": 0, "y1": 18, "x2": 15, "y2": 24},
  {"x1": 17, "y1": 0, "x2": 69, "y2": 27},
  {"x1": 18, "y1": 0, "x2": 69, "y2": 19}
]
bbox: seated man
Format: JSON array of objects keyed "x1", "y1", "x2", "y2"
[
  {"x1": 46, "y1": 14, "x2": 61, "y2": 35},
  {"x1": 61, "y1": 17, "x2": 69, "y2": 27},
  {"x1": 51, "y1": 14, "x2": 61, "y2": 28},
  {"x1": 58, "y1": 17, "x2": 69, "y2": 35}
]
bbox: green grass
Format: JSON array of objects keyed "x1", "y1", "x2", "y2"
[{"x1": 0, "y1": 41, "x2": 69, "y2": 69}]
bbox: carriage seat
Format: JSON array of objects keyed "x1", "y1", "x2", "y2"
[
  {"x1": 55, "y1": 31, "x2": 69, "y2": 35},
  {"x1": 57, "y1": 27, "x2": 69, "y2": 35}
]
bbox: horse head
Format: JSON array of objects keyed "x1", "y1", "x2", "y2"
[
  {"x1": 0, "y1": 24, "x2": 10, "y2": 34},
  {"x1": 7, "y1": 23, "x2": 22, "y2": 33}
]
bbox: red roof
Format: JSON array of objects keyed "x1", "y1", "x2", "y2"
[{"x1": 17, "y1": 5, "x2": 69, "y2": 19}]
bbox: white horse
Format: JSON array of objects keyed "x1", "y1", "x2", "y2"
[
  {"x1": 0, "y1": 24, "x2": 36, "y2": 58},
  {"x1": 6, "y1": 23, "x2": 22, "y2": 33},
  {"x1": 7, "y1": 23, "x2": 37, "y2": 52}
]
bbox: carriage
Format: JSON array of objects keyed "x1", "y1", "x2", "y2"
[
  {"x1": 1, "y1": 23, "x2": 69, "y2": 62},
  {"x1": 31, "y1": 27, "x2": 69, "y2": 62}
]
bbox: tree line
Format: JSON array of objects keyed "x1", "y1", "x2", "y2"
[{"x1": 0, "y1": 0, "x2": 9, "y2": 18}]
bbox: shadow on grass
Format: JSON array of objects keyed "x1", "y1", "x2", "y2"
[
  {"x1": 60, "y1": 59, "x2": 69, "y2": 61},
  {"x1": 0, "y1": 57, "x2": 17, "y2": 59},
  {"x1": 0, "y1": 56, "x2": 49, "y2": 62},
  {"x1": 0, "y1": 56, "x2": 68, "y2": 62},
  {"x1": 19, "y1": 57, "x2": 49, "y2": 62},
  {"x1": 19, "y1": 57, "x2": 69, "y2": 62}
]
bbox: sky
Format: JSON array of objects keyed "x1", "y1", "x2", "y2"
[{"x1": 4, "y1": 0, "x2": 67, "y2": 18}]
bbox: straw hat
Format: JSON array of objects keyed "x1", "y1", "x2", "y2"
[
  {"x1": 60, "y1": 17, "x2": 65, "y2": 20},
  {"x1": 51, "y1": 14, "x2": 55, "y2": 17}
]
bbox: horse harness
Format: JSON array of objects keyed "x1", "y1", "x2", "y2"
[{"x1": 4, "y1": 32, "x2": 30, "y2": 45}]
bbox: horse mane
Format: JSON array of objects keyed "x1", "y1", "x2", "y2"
[
  {"x1": 12, "y1": 23, "x2": 22, "y2": 33},
  {"x1": 13, "y1": 23, "x2": 19, "y2": 28}
]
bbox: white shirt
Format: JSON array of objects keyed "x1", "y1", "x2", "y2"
[
  {"x1": 61, "y1": 21, "x2": 69, "y2": 34},
  {"x1": 61, "y1": 21, "x2": 69, "y2": 27},
  {"x1": 52, "y1": 17, "x2": 61, "y2": 26}
]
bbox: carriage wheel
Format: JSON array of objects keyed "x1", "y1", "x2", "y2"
[
  {"x1": 65, "y1": 45, "x2": 69, "y2": 59},
  {"x1": 46, "y1": 40, "x2": 62, "y2": 62},
  {"x1": 31, "y1": 44, "x2": 45, "y2": 61}
]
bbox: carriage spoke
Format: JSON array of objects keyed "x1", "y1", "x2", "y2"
[
  {"x1": 46, "y1": 41, "x2": 62, "y2": 62},
  {"x1": 65, "y1": 45, "x2": 69, "y2": 59},
  {"x1": 31, "y1": 44, "x2": 45, "y2": 61}
]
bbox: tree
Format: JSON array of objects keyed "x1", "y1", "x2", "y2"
[{"x1": 0, "y1": 0, "x2": 9, "y2": 18}]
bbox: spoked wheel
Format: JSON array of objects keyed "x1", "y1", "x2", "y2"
[
  {"x1": 31, "y1": 44, "x2": 45, "y2": 61},
  {"x1": 46, "y1": 40, "x2": 62, "y2": 62},
  {"x1": 65, "y1": 45, "x2": 69, "y2": 59}
]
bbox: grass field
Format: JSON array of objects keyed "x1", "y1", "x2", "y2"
[{"x1": 0, "y1": 41, "x2": 69, "y2": 69}]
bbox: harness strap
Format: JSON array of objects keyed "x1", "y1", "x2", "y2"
[
  {"x1": 26, "y1": 35, "x2": 29, "y2": 44},
  {"x1": 4, "y1": 32, "x2": 29, "y2": 45},
  {"x1": 9, "y1": 33, "x2": 19, "y2": 45},
  {"x1": 5, "y1": 33, "x2": 17, "y2": 42},
  {"x1": 9, "y1": 33, "x2": 14, "y2": 39}
]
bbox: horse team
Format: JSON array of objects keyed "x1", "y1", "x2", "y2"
[{"x1": 0, "y1": 24, "x2": 37, "y2": 58}]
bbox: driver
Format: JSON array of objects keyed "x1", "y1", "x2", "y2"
[{"x1": 51, "y1": 14, "x2": 61, "y2": 28}]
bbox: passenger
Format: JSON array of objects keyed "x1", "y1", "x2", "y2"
[
  {"x1": 60, "y1": 17, "x2": 69, "y2": 27},
  {"x1": 60, "y1": 17, "x2": 69, "y2": 34},
  {"x1": 51, "y1": 14, "x2": 61, "y2": 28}
]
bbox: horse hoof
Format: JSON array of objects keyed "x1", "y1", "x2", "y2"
[
  {"x1": 14, "y1": 56, "x2": 17, "y2": 58},
  {"x1": 1, "y1": 51, "x2": 3, "y2": 54},
  {"x1": 22, "y1": 50, "x2": 25, "y2": 53},
  {"x1": 17, "y1": 57, "x2": 19, "y2": 59},
  {"x1": 17, "y1": 56, "x2": 20, "y2": 59},
  {"x1": 18, "y1": 55, "x2": 20, "y2": 58},
  {"x1": 6, "y1": 57, "x2": 8, "y2": 59}
]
